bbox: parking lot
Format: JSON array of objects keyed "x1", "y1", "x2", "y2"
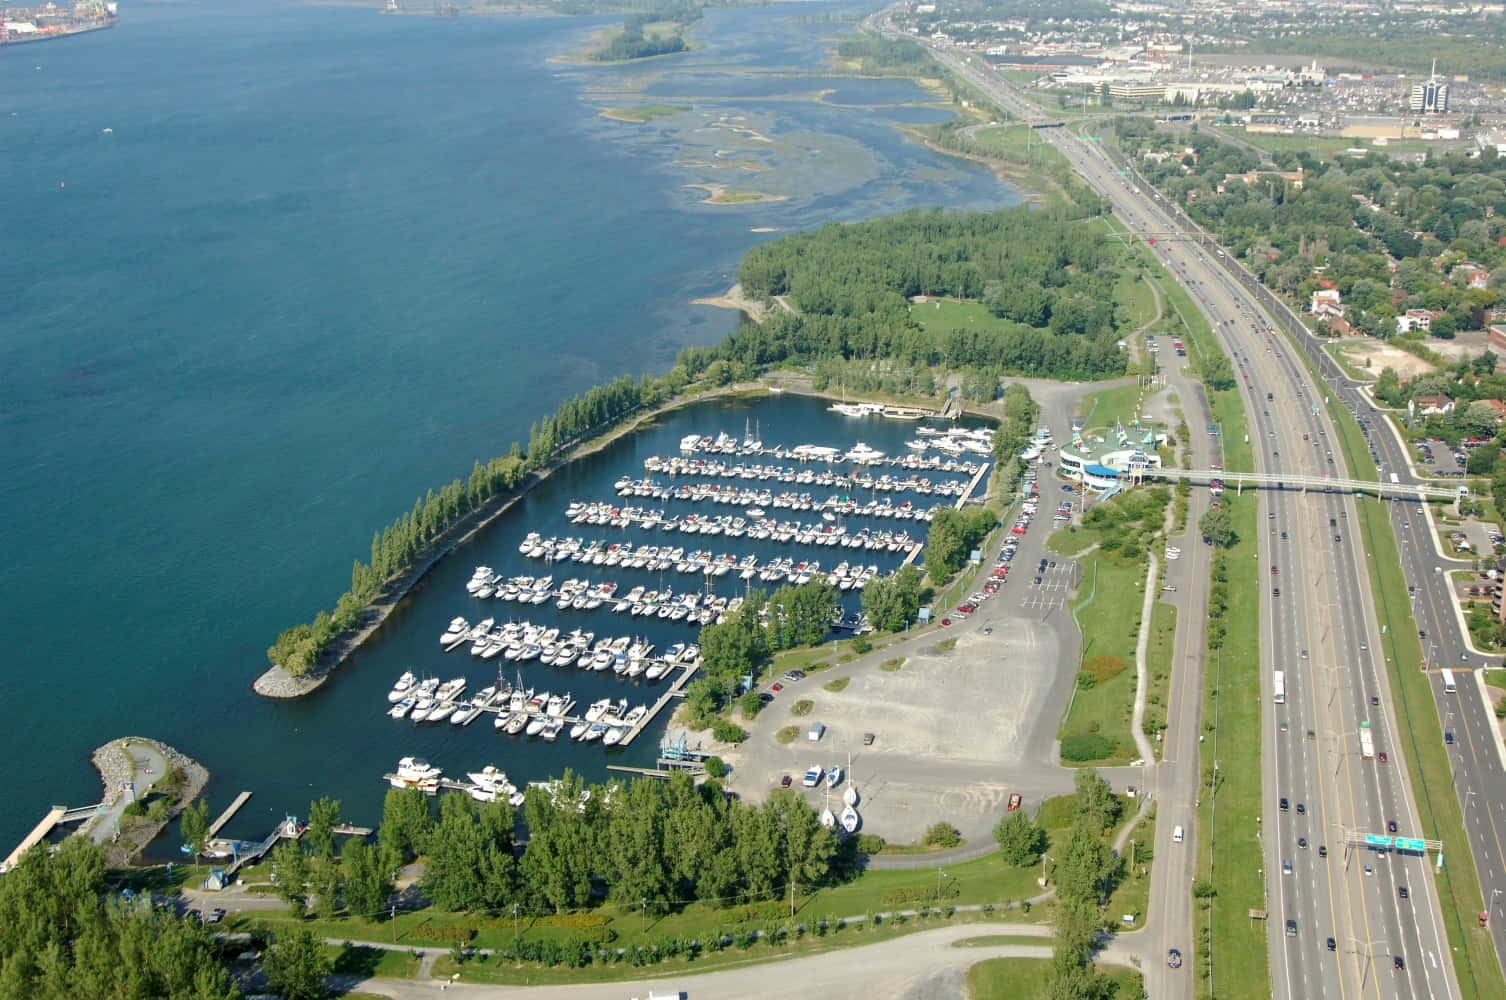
[{"x1": 1021, "y1": 559, "x2": 1079, "y2": 612}]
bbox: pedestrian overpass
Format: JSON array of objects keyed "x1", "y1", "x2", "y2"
[{"x1": 1146, "y1": 467, "x2": 1467, "y2": 503}]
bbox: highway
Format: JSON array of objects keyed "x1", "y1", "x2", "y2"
[{"x1": 891, "y1": 24, "x2": 1467, "y2": 1000}]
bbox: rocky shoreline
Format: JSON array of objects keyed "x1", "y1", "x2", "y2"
[{"x1": 82, "y1": 737, "x2": 209, "y2": 868}]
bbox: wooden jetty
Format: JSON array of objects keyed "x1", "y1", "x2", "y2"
[
  {"x1": 224, "y1": 817, "x2": 303, "y2": 876},
  {"x1": 618, "y1": 660, "x2": 699, "y2": 748},
  {"x1": 1, "y1": 806, "x2": 67, "y2": 872},
  {"x1": 206, "y1": 791, "x2": 253, "y2": 838}
]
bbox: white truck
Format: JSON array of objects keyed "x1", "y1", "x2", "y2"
[{"x1": 1359, "y1": 720, "x2": 1375, "y2": 760}]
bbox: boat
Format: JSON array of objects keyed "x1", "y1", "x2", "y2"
[
  {"x1": 584, "y1": 697, "x2": 612, "y2": 722},
  {"x1": 388, "y1": 697, "x2": 415, "y2": 720},
  {"x1": 602, "y1": 725, "x2": 626, "y2": 747},
  {"x1": 581, "y1": 723, "x2": 607, "y2": 742},
  {"x1": 622, "y1": 704, "x2": 647, "y2": 727},
  {"x1": 396, "y1": 756, "x2": 442, "y2": 782},
  {"x1": 569, "y1": 718, "x2": 590, "y2": 740},
  {"x1": 439, "y1": 617, "x2": 468, "y2": 645},
  {"x1": 506, "y1": 712, "x2": 529, "y2": 735},
  {"x1": 820, "y1": 789, "x2": 835, "y2": 828},
  {"x1": 825, "y1": 765, "x2": 843, "y2": 789},
  {"x1": 541, "y1": 718, "x2": 565, "y2": 741},
  {"x1": 525, "y1": 715, "x2": 548, "y2": 737},
  {"x1": 386, "y1": 671, "x2": 417, "y2": 703},
  {"x1": 843, "y1": 751, "x2": 858, "y2": 807},
  {"x1": 840, "y1": 805, "x2": 859, "y2": 833},
  {"x1": 408, "y1": 698, "x2": 438, "y2": 723}
]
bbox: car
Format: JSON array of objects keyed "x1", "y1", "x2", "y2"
[
  {"x1": 1394, "y1": 955, "x2": 1406, "y2": 971},
  {"x1": 186, "y1": 909, "x2": 202, "y2": 924},
  {"x1": 207, "y1": 908, "x2": 225, "y2": 925},
  {"x1": 1462, "y1": 651, "x2": 1470, "y2": 661},
  {"x1": 771, "y1": 683, "x2": 783, "y2": 693},
  {"x1": 1281, "y1": 531, "x2": 1288, "y2": 539},
  {"x1": 1388, "y1": 819, "x2": 1397, "y2": 833},
  {"x1": 1280, "y1": 797, "x2": 1289, "y2": 811},
  {"x1": 1286, "y1": 919, "x2": 1298, "y2": 937},
  {"x1": 1033, "y1": 577, "x2": 1042, "y2": 585},
  {"x1": 1399, "y1": 885, "x2": 1409, "y2": 899},
  {"x1": 1319, "y1": 844, "x2": 1328, "y2": 858},
  {"x1": 1446, "y1": 731, "x2": 1455, "y2": 745},
  {"x1": 802, "y1": 766, "x2": 822, "y2": 787},
  {"x1": 1283, "y1": 858, "x2": 1293, "y2": 875},
  {"x1": 780, "y1": 774, "x2": 792, "y2": 788},
  {"x1": 783, "y1": 670, "x2": 805, "y2": 682},
  {"x1": 1167, "y1": 948, "x2": 1183, "y2": 969},
  {"x1": 1296, "y1": 802, "x2": 1305, "y2": 815},
  {"x1": 1364, "y1": 865, "x2": 1375, "y2": 876},
  {"x1": 1008, "y1": 792, "x2": 1023, "y2": 811},
  {"x1": 862, "y1": 732, "x2": 875, "y2": 746},
  {"x1": 940, "y1": 617, "x2": 952, "y2": 626},
  {"x1": 1273, "y1": 587, "x2": 1280, "y2": 597},
  {"x1": 1371, "y1": 695, "x2": 1380, "y2": 706},
  {"x1": 1334, "y1": 535, "x2": 1342, "y2": 542},
  {"x1": 1328, "y1": 937, "x2": 1337, "y2": 952},
  {"x1": 1298, "y1": 837, "x2": 1308, "y2": 849},
  {"x1": 1379, "y1": 751, "x2": 1389, "y2": 763},
  {"x1": 955, "y1": 604, "x2": 975, "y2": 615},
  {"x1": 1271, "y1": 566, "x2": 1278, "y2": 575}
]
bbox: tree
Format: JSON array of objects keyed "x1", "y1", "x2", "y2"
[
  {"x1": 270, "y1": 841, "x2": 310, "y2": 915},
  {"x1": 306, "y1": 797, "x2": 341, "y2": 862},
  {"x1": 264, "y1": 927, "x2": 332, "y2": 1000},
  {"x1": 1199, "y1": 506, "x2": 1237, "y2": 547},
  {"x1": 179, "y1": 799, "x2": 210, "y2": 863},
  {"x1": 1073, "y1": 769, "x2": 1122, "y2": 833},
  {"x1": 1053, "y1": 821, "x2": 1113, "y2": 906},
  {"x1": 310, "y1": 854, "x2": 341, "y2": 920},
  {"x1": 340, "y1": 837, "x2": 392, "y2": 922},
  {"x1": 378, "y1": 787, "x2": 432, "y2": 864},
  {"x1": 993, "y1": 810, "x2": 1044, "y2": 866}
]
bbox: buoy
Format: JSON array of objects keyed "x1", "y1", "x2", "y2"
[{"x1": 60, "y1": 181, "x2": 65, "y2": 188}]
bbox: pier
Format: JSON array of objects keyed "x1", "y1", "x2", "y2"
[
  {"x1": 1, "y1": 806, "x2": 67, "y2": 872},
  {"x1": 618, "y1": 660, "x2": 699, "y2": 748},
  {"x1": 224, "y1": 816, "x2": 303, "y2": 876},
  {"x1": 206, "y1": 791, "x2": 253, "y2": 838}
]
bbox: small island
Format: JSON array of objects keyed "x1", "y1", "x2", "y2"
[
  {"x1": 601, "y1": 103, "x2": 692, "y2": 123},
  {"x1": 685, "y1": 182, "x2": 785, "y2": 205}
]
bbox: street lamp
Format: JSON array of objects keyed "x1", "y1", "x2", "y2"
[
  {"x1": 937, "y1": 868, "x2": 947, "y2": 902},
  {"x1": 1041, "y1": 855, "x2": 1054, "y2": 888}
]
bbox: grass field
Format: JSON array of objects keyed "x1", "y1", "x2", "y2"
[
  {"x1": 1114, "y1": 269, "x2": 1161, "y2": 334},
  {"x1": 965, "y1": 956, "x2": 1144, "y2": 999},
  {"x1": 1105, "y1": 803, "x2": 1157, "y2": 928},
  {"x1": 1143, "y1": 598, "x2": 1178, "y2": 749},
  {"x1": 910, "y1": 296, "x2": 1024, "y2": 337},
  {"x1": 1227, "y1": 130, "x2": 1435, "y2": 158},
  {"x1": 1076, "y1": 380, "x2": 1148, "y2": 435},
  {"x1": 1061, "y1": 555, "x2": 1145, "y2": 766},
  {"x1": 966, "y1": 123, "x2": 1072, "y2": 172},
  {"x1": 1194, "y1": 491, "x2": 1268, "y2": 1000}
]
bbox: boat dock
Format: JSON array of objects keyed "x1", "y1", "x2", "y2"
[
  {"x1": 618, "y1": 661, "x2": 699, "y2": 748},
  {"x1": 954, "y1": 462, "x2": 991, "y2": 509},
  {"x1": 1, "y1": 806, "x2": 67, "y2": 872},
  {"x1": 206, "y1": 791, "x2": 253, "y2": 838},
  {"x1": 224, "y1": 816, "x2": 304, "y2": 876}
]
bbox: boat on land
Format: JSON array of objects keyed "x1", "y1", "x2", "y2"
[
  {"x1": 825, "y1": 765, "x2": 843, "y2": 789},
  {"x1": 840, "y1": 805, "x2": 860, "y2": 833}
]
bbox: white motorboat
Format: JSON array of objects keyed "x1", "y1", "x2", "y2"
[
  {"x1": 386, "y1": 671, "x2": 417, "y2": 703},
  {"x1": 585, "y1": 697, "x2": 611, "y2": 722},
  {"x1": 525, "y1": 715, "x2": 548, "y2": 737},
  {"x1": 581, "y1": 723, "x2": 606, "y2": 742},
  {"x1": 541, "y1": 718, "x2": 565, "y2": 741},
  {"x1": 569, "y1": 719, "x2": 590, "y2": 740},
  {"x1": 622, "y1": 704, "x2": 647, "y2": 727},
  {"x1": 439, "y1": 617, "x2": 468, "y2": 645},
  {"x1": 409, "y1": 698, "x2": 437, "y2": 723},
  {"x1": 602, "y1": 726, "x2": 626, "y2": 747},
  {"x1": 388, "y1": 697, "x2": 415, "y2": 720},
  {"x1": 396, "y1": 756, "x2": 442, "y2": 782}
]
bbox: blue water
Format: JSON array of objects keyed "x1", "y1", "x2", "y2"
[{"x1": 0, "y1": 0, "x2": 1018, "y2": 850}]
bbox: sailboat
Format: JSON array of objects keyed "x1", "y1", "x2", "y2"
[
  {"x1": 842, "y1": 750, "x2": 859, "y2": 807},
  {"x1": 820, "y1": 788, "x2": 836, "y2": 829},
  {"x1": 840, "y1": 804, "x2": 859, "y2": 833}
]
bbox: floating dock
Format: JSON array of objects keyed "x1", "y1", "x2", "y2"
[
  {"x1": 206, "y1": 791, "x2": 253, "y2": 838},
  {"x1": 618, "y1": 661, "x2": 699, "y2": 748}
]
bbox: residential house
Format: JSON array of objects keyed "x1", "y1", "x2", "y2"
[
  {"x1": 1396, "y1": 308, "x2": 1439, "y2": 334},
  {"x1": 1310, "y1": 288, "x2": 1343, "y2": 317},
  {"x1": 1410, "y1": 394, "x2": 1456, "y2": 417}
]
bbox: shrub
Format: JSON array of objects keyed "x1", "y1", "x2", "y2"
[
  {"x1": 704, "y1": 756, "x2": 725, "y2": 778},
  {"x1": 712, "y1": 720, "x2": 746, "y2": 743},
  {"x1": 775, "y1": 726, "x2": 799, "y2": 744},
  {"x1": 123, "y1": 800, "x2": 147, "y2": 818},
  {"x1": 855, "y1": 833, "x2": 885, "y2": 855},
  {"x1": 1060, "y1": 732, "x2": 1116, "y2": 762},
  {"x1": 790, "y1": 699, "x2": 814, "y2": 717},
  {"x1": 851, "y1": 637, "x2": 873, "y2": 654},
  {"x1": 739, "y1": 690, "x2": 763, "y2": 719},
  {"x1": 880, "y1": 657, "x2": 905, "y2": 672},
  {"x1": 1076, "y1": 671, "x2": 1097, "y2": 690},
  {"x1": 1082, "y1": 654, "x2": 1127, "y2": 682},
  {"x1": 923, "y1": 822, "x2": 961, "y2": 848},
  {"x1": 823, "y1": 676, "x2": 850, "y2": 693}
]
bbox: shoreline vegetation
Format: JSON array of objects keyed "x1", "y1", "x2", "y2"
[
  {"x1": 257, "y1": 200, "x2": 1137, "y2": 699},
  {"x1": 600, "y1": 103, "x2": 691, "y2": 122},
  {"x1": 683, "y1": 182, "x2": 787, "y2": 205}
]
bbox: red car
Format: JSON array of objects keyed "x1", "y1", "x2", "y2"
[
  {"x1": 771, "y1": 682, "x2": 783, "y2": 693},
  {"x1": 940, "y1": 617, "x2": 952, "y2": 626},
  {"x1": 956, "y1": 604, "x2": 975, "y2": 615},
  {"x1": 780, "y1": 774, "x2": 792, "y2": 788},
  {"x1": 1008, "y1": 792, "x2": 1022, "y2": 811}
]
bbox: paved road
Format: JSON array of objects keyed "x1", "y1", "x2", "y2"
[
  {"x1": 89, "y1": 741, "x2": 167, "y2": 845},
  {"x1": 342, "y1": 923, "x2": 1141, "y2": 1000},
  {"x1": 891, "y1": 26, "x2": 1465, "y2": 1000}
]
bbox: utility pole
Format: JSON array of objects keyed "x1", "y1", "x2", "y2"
[
  {"x1": 391, "y1": 905, "x2": 397, "y2": 944},
  {"x1": 512, "y1": 903, "x2": 519, "y2": 945}
]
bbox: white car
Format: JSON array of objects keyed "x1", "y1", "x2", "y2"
[{"x1": 802, "y1": 765, "x2": 822, "y2": 787}]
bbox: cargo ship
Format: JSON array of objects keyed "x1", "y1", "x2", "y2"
[{"x1": 2, "y1": 2, "x2": 117, "y2": 45}]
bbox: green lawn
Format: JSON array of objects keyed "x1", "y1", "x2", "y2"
[
  {"x1": 1076, "y1": 381, "x2": 1149, "y2": 435},
  {"x1": 965, "y1": 123, "x2": 1071, "y2": 171},
  {"x1": 1143, "y1": 598, "x2": 1178, "y2": 752},
  {"x1": 1114, "y1": 269, "x2": 1161, "y2": 334},
  {"x1": 1061, "y1": 555, "x2": 1145, "y2": 765},
  {"x1": 965, "y1": 956, "x2": 1144, "y2": 999},
  {"x1": 910, "y1": 296, "x2": 1024, "y2": 337},
  {"x1": 1482, "y1": 669, "x2": 1506, "y2": 691},
  {"x1": 1105, "y1": 803, "x2": 1156, "y2": 928},
  {"x1": 1230, "y1": 130, "x2": 1435, "y2": 158},
  {"x1": 1194, "y1": 492, "x2": 1268, "y2": 1000}
]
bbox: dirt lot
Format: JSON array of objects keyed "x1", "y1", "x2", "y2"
[
  {"x1": 721, "y1": 609, "x2": 1072, "y2": 847},
  {"x1": 1333, "y1": 338, "x2": 1438, "y2": 379}
]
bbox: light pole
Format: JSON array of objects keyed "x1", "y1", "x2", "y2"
[{"x1": 1041, "y1": 855, "x2": 1054, "y2": 888}]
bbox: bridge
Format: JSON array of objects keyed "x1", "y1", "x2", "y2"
[{"x1": 1148, "y1": 467, "x2": 1467, "y2": 502}]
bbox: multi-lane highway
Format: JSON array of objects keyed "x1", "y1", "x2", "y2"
[{"x1": 896, "y1": 25, "x2": 1468, "y2": 1000}]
